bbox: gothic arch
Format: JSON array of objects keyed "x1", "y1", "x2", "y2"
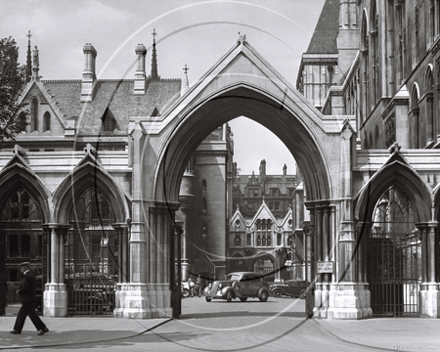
[
  {"x1": 53, "y1": 162, "x2": 131, "y2": 224},
  {"x1": 0, "y1": 163, "x2": 51, "y2": 222},
  {"x1": 354, "y1": 160, "x2": 432, "y2": 224},
  {"x1": 153, "y1": 83, "x2": 332, "y2": 206}
]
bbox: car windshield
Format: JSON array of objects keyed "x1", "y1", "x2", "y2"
[{"x1": 225, "y1": 274, "x2": 242, "y2": 281}]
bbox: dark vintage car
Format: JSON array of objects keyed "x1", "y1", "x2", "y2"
[
  {"x1": 270, "y1": 280, "x2": 308, "y2": 298},
  {"x1": 205, "y1": 272, "x2": 270, "y2": 302}
]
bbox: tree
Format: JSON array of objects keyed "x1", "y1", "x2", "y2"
[{"x1": 0, "y1": 37, "x2": 27, "y2": 146}]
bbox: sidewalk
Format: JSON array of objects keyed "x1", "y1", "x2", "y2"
[
  {"x1": 315, "y1": 317, "x2": 440, "y2": 351},
  {"x1": 0, "y1": 304, "x2": 170, "y2": 350}
]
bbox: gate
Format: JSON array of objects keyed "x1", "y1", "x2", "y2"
[
  {"x1": 367, "y1": 230, "x2": 421, "y2": 317},
  {"x1": 65, "y1": 188, "x2": 118, "y2": 316}
]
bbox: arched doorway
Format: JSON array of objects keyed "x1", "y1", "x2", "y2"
[
  {"x1": 65, "y1": 187, "x2": 119, "y2": 316},
  {"x1": 252, "y1": 255, "x2": 276, "y2": 283},
  {"x1": 367, "y1": 186, "x2": 421, "y2": 317}
]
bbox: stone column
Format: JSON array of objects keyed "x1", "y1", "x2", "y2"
[
  {"x1": 113, "y1": 223, "x2": 129, "y2": 317},
  {"x1": 42, "y1": 224, "x2": 70, "y2": 317},
  {"x1": 419, "y1": 221, "x2": 440, "y2": 318}
]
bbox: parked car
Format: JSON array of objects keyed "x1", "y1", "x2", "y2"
[
  {"x1": 270, "y1": 280, "x2": 308, "y2": 298},
  {"x1": 205, "y1": 272, "x2": 270, "y2": 302}
]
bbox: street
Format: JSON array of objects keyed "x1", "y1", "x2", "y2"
[{"x1": 15, "y1": 296, "x2": 388, "y2": 352}]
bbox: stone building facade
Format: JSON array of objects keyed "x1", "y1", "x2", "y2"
[{"x1": 2, "y1": 0, "x2": 440, "y2": 321}]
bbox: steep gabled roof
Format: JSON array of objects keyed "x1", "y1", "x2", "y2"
[
  {"x1": 41, "y1": 79, "x2": 181, "y2": 136},
  {"x1": 306, "y1": 0, "x2": 339, "y2": 54}
]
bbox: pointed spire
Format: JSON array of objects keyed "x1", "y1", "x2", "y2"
[
  {"x1": 150, "y1": 29, "x2": 159, "y2": 80},
  {"x1": 181, "y1": 64, "x2": 189, "y2": 94},
  {"x1": 26, "y1": 31, "x2": 32, "y2": 82}
]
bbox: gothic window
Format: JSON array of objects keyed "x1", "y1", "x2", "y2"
[
  {"x1": 371, "y1": 2, "x2": 380, "y2": 102},
  {"x1": 430, "y1": 0, "x2": 435, "y2": 44},
  {"x1": 277, "y1": 233, "x2": 282, "y2": 246},
  {"x1": 202, "y1": 180, "x2": 207, "y2": 191},
  {"x1": 18, "y1": 112, "x2": 27, "y2": 132},
  {"x1": 410, "y1": 85, "x2": 421, "y2": 148},
  {"x1": 267, "y1": 236, "x2": 271, "y2": 246},
  {"x1": 30, "y1": 97, "x2": 38, "y2": 132},
  {"x1": 257, "y1": 236, "x2": 261, "y2": 246},
  {"x1": 425, "y1": 67, "x2": 435, "y2": 143},
  {"x1": 385, "y1": 114, "x2": 396, "y2": 148},
  {"x1": 43, "y1": 111, "x2": 50, "y2": 132},
  {"x1": 361, "y1": 10, "x2": 370, "y2": 117},
  {"x1": 247, "y1": 233, "x2": 251, "y2": 246},
  {"x1": 235, "y1": 235, "x2": 241, "y2": 246},
  {"x1": 1, "y1": 189, "x2": 41, "y2": 222}
]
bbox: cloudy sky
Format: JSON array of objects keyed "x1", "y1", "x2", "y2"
[{"x1": 1, "y1": 0, "x2": 326, "y2": 175}]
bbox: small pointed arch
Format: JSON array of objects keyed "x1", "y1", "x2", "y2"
[
  {"x1": 18, "y1": 111, "x2": 27, "y2": 132},
  {"x1": 0, "y1": 163, "x2": 51, "y2": 223},
  {"x1": 354, "y1": 158, "x2": 432, "y2": 225},
  {"x1": 425, "y1": 64, "x2": 435, "y2": 92},
  {"x1": 43, "y1": 111, "x2": 51, "y2": 132},
  {"x1": 360, "y1": 8, "x2": 370, "y2": 51},
  {"x1": 202, "y1": 179, "x2": 207, "y2": 191},
  {"x1": 52, "y1": 162, "x2": 131, "y2": 225},
  {"x1": 374, "y1": 125, "x2": 380, "y2": 148},
  {"x1": 30, "y1": 96, "x2": 39, "y2": 132},
  {"x1": 410, "y1": 83, "x2": 421, "y2": 148}
]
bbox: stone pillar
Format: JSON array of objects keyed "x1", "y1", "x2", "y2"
[
  {"x1": 419, "y1": 221, "x2": 440, "y2": 318},
  {"x1": 113, "y1": 223, "x2": 129, "y2": 317},
  {"x1": 42, "y1": 224, "x2": 70, "y2": 317}
]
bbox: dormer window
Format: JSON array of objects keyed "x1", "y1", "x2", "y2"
[{"x1": 101, "y1": 108, "x2": 116, "y2": 132}]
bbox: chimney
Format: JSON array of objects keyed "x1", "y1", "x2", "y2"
[
  {"x1": 134, "y1": 44, "x2": 147, "y2": 95},
  {"x1": 259, "y1": 159, "x2": 266, "y2": 176},
  {"x1": 81, "y1": 43, "x2": 97, "y2": 102},
  {"x1": 283, "y1": 164, "x2": 287, "y2": 176}
]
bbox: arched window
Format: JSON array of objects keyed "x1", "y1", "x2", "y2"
[
  {"x1": 43, "y1": 111, "x2": 51, "y2": 132},
  {"x1": 374, "y1": 126, "x2": 380, "y2": 149},
  {"x1": 371, "y1": 2, "x2": 380, "y2": 102},
  {"x1": 202, "y1": 180, "x2": 207, "y2": 191},
  {"x1": 425, "y1": 67, "x2": 435, "y2": 143},
  {"x1": 30, "y1": 98, "x2": 38, "y2": 132},
  {"x1": 277, "y1": 233, "x2": 282, "y2": 246},
  {"x1": 361, "y1": 10, "x2": 370, "y2": 117},
  {"x1": 247, "y1": 233, "x2": 251, "y2": 246},
  {"x1": 18, "y1": 112, "x2": 27, "y2": 132},
  {"x1": 410, "y1": 85, "x2": 421, "y2": 148}
]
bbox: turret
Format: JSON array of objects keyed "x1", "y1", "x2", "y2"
[{"x1": 81, "y1": 43, "x2": 97, "y2": 102}]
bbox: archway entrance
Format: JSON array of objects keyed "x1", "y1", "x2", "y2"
[
  {"x1": 65, "y1": 187, "x2": 118, "y2": 316},
  {"x1": 252, "y1": 255, "x2": 276, "y2": 282},
  {"x1": 367, "y1": 186, "x2": 421, "y2": 317}
]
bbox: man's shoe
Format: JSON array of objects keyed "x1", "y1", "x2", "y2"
[
  {"x1": 37, "y1": 327, "x2": 49, "y2": 336},
  {"x1": 10, "y1": 330, "x2": 20, "y2": 334}
]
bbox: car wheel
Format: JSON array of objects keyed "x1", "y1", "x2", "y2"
[
  {"x1": 226, "y1": 291, "x2": 233, "y2": 302},
  {"x1": 273, "y1": 289, "x2": 282, "y2": 298},
  {"x1": 205, "y1": 296, "x2": 212, "y2": 302},
  {"x1": 182, "y1": 289, "x2": 190, "y2": 298},
  {"x1": 299, "y1": 289, "x2": 306, "y2": 299},
  {"x1": 259, "y1": 290, "x2": 269, "y2": 302},
  {"x1": 239, "y1": 297, "x2": 247, "y2": 302}
]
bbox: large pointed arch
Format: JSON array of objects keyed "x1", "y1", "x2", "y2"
[
  {"x1": 53, "y1": 162, "x2": 131, "y2": 224},
  {"x1": 153, "y1": 83, "x2": 333, "y2": 207}
]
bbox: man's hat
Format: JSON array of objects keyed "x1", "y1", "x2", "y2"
[{"x1": 18, "y1": 262, "x2": 30, "y2": 268}]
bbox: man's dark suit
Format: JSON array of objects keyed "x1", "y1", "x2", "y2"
[{"x1": 13, "y1": 270, "x2": 47, "y2": 333}]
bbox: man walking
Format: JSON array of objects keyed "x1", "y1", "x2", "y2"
[{"x1": 10, "y1": 262, "x2": 49, "y2": 336}]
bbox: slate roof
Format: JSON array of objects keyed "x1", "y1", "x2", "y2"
[
  {"x1": 305, "y1": 0, "x2": 339, "y2": 54},
  {"x1": 41, "y1": 78, "x2": 181, "y2": 135}
]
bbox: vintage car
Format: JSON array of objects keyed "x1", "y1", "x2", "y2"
[
  {"x1": 270, "y1": 280, "x2": 308, "y2": 298},
  {"x1": 205, "y1": 272, "x2": 270, "y2": 302}
]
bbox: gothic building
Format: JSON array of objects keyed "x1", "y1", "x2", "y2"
[{"x1": 2, "y1": 0, "x2": 440, "y2": 321}]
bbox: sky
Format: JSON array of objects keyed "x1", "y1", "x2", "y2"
[{"x1": 1, "y1": 0, "x2": 326, "y2": 175}]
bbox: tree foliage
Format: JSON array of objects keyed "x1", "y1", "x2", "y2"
[{"x1": 0, "y1": 37, "x2": 26, "y2": 146}]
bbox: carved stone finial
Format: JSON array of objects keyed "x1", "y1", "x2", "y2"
[
  {"x1": 84, "y1": 143, "x2": 97, "y2": 156},
  {"x1": 388, "y1": 141, "x2": 401, "y2": 154},
  {"x1": 237, "y1": 33, "x2": 246, "y2": 44}
]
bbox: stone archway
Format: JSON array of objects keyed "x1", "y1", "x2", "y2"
[{"x1": 123, "y1": 39, "x2": 355, "y2": 320}]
